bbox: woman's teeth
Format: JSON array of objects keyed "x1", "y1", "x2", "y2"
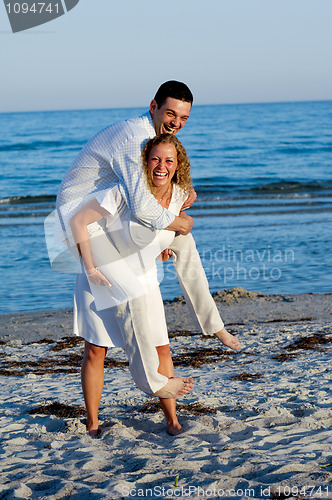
[{"x1": 154, "y1": 171, "x2": 167, "y2": 178}]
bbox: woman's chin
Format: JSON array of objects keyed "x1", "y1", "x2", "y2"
[{"x1": 153, "y1": 180, "x2": 171, "y2": 189}]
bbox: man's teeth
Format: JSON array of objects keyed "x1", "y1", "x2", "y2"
[{"x1": 165, "y1": 125, "x2": 175, "y2": 132}]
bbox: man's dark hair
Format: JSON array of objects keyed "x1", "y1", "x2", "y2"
[{"x1": 154, "y1": 81, "x2": 193, "y2": 108}]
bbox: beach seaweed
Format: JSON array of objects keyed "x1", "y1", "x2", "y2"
[
  {"x1": 1, "y1": 353, "x2": 82, "y2": 375},
  {"x1": 137, "y1": 400, "x2": 217, "y2": 415},
  {"x1": 172, "y1": 347, "x2": 233, "y2": 368},
  {"x1": 273, "y1": 352, "x2": 301, "y2": 362},
  {"x1": 32, "y1": 338, "x2": 55, "y2": 345},
  {"x1": 50, "y1": 336, "x2": 82, "y2": 351},
  {"x1": 230, "y1": 372, "x2": 263, "y2": 381},
  {"x1": 29, "y1": 401, "x2": 86, "y2": 418},
  {"x1": 284, "y1": 333, "x2": 332, "y2": 350},
  {"x1": 168, "y1": 330, "x2": 196, "y2": 338},
  {"x1": 104, "y1": 358, "x2": 128, "y2": 368},
  {"x1": 273, "y1": 333, "x2": 332, "y2": 362}
]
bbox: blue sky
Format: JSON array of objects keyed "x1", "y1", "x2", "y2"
[{"x1": 1, "y1": 0, "x2": 332, "y2": 112}]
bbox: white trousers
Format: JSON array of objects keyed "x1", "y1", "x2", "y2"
[
  {"x1": 169, "y1": 233, "x2": 224, "y2": 335},
  {"x1": 76, "y1": 229, "x2": 224, "y2": 395}
]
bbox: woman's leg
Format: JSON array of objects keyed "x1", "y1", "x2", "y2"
[
  {"x1": 81, "y1": 341, "x2": 107, "y2": 436},
  {"x1": 156, "y1": 344, "x2": 182, "y2": 436}
]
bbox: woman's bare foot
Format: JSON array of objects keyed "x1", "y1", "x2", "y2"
[
  {"x1": 87, "y1": 427, "x2": 101, "y2": 438},
  {"x1": 154, "y1": 376, "x2": 194, "y2": 399},
  {"x1": 86, "y1": 419, "x2": 101, "y2": 438},
  {"x1": 215, "y1": 327, "x2": 241, "y2": 350},
  {"x1": 167, "y1": 420, "x2": 182, "y2": 436}
]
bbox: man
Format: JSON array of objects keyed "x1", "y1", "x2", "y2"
[{"x1": 56, "y1": 81, "x2": 240, "y2": 436}]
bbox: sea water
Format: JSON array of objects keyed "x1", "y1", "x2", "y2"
[{"x1": 0, "y1": 101, "x2": 331, "y2": 312}]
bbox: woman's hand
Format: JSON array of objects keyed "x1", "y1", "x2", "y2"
[
  {"x1": 157, "y1": 249, "x2": 173, "y2": 262},
  {"x1": 86, "y1": 267, "x2": 112, "y2": 287},
  {"x1": 165, "y1": 210, "x2": 193, "y2": 235},
  {"x1": 181, "y1": 188, "x2": 197, "y2": 210}
]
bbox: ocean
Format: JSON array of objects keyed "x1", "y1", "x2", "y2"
[{"x1": 1, "y1": 101, "x2": 331, "y2": 313}]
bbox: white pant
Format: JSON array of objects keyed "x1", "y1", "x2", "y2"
[{"x1": 75, "y1": 228, "x2": 224, "y2": 395}]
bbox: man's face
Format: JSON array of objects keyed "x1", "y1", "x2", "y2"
[{"x1": 150, "y1": 97, "x2": 191, "y2": 136}]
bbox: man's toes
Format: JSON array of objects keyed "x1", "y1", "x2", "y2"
[{"x1": 182, "y1": 383, "x2": 194, "y2": 393}]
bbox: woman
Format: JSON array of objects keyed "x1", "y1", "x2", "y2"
[{"x1": 71, "y1": 134, "x2": 239, "y2": 436}]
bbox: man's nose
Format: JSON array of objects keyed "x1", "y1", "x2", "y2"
[{"x1": 171, "y1": 116, "x2": 181, "y2": 128}]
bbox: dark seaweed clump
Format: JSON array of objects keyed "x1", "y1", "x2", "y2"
[
  {"x1": 230, "y1": 372, "x2": 263, "y2": 381},
  {"x1": 273, "y1": 333, "x2": 332, "y2": 362},
  {"x1": 29, "y1": 401, "x2": 86, "y2": 418},
  {"x1": 284, "y1": 333, "x2": 332, "y2": 351},
  {"x1": 138, "y1": 400, "x2": 217, "y2": 415},
  {"x1": 172, "y1": 347, "x2": 233, "y2": 368}
]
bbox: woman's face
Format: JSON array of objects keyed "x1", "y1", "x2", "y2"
[{"x1": 147, "y1": 143, "x2": 178, "y2": 189}]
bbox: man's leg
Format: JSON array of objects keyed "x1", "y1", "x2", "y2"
[
  {"x1": 81, "y1": 341, "x2": 107, "y2": 436},
  {"x1": 169, "y1": 233, "x2": 241, "y2": 348},
  {"x1": 115, "y1": 295, "x2": 194, "y2": 396}
]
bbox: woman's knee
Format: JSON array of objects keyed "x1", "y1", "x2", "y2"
[{"x1": 84, "y1": 341, "x2": 107, "y2": 362}]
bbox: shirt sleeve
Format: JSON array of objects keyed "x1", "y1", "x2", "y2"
[
  {"x1": 111, "y1": 136, "x2": 176, "y2": 230},
  {"x1": 95, "y1": 186, "x2": 124, "y2": 216}
]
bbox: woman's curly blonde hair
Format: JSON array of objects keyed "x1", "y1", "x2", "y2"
[{"x1": 142, "y1": 134, "x2": 192, "y2": 195}]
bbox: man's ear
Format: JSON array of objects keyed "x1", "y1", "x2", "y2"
[{"x1": 149, "y1": 99, "x2": 158, "y2": 115}]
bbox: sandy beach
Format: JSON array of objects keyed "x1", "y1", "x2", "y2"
[{"x1": 0, "y1": 288, "x2": 331, "y2": 499}]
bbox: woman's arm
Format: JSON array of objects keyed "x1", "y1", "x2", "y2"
[{"x1": 70, "y1": 199, "x2": 111, "y2": 286}]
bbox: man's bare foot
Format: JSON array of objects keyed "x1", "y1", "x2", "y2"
[
  {"x1": 154, "y1": 376, "x2": 194, "y2": 399},
  {"x1": 215, "y1": 328, "x2": 241, "y2": 350},
  {"x1": 167, "y1": 420, "x2": 182, "y2": 436}
]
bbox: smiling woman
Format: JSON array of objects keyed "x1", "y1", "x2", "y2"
[
  {"x1": 69, "y1": 133, "x2": 197, "y2": 435},
  {"x1": 142, "y1": 133, "x2": 192, "y2": 204}
]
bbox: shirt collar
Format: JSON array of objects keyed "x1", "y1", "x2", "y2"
[{"x1": 142, "y1": 111, "x2": 156, "y2": 137}]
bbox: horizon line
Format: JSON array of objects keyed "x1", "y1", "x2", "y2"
[{"x1": 1, "y1": 98, "x2": 331, "y2": 115}]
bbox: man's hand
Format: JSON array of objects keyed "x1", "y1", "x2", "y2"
[
  {"x1": 166, "y1": 210, "x2": 193, "y2": 235},
  {"x1": 181, "y1": 188, "x2": 197, "y2": 210},
  {"x1": 157, "y1": 249, "x2": 173, "y2": 262}
]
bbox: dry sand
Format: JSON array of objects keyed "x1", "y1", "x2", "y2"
[{"x1": 0, "y1": 288, "x2": 331, "y2": 499}]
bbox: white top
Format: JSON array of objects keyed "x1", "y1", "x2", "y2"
[
  {"x1": 73, "y1": 183, "x2": 186, "y2": 349},
  {"x1": 92, "y1": 183, "x2": 186, "y2": 283}
]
